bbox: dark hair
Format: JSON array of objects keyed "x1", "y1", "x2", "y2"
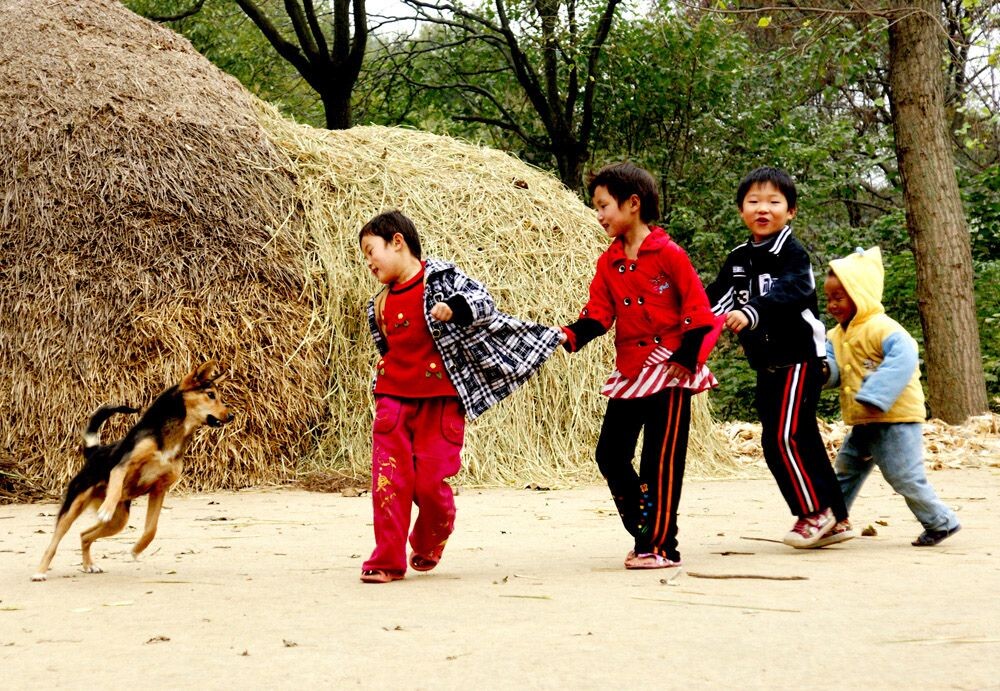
[
  {"x1": 587, "y1": 162, "x2": 660, "y2": 223},
  {"x1": 359, "y1": 210, "x2": 422, "y2": 259},
  {"x1": 735, "y1": 166, "x2": 797, "y2": 211}
]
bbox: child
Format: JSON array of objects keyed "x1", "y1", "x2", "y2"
[
  {"x1": 357, "y1": 210, "x2": 561, "y2": 583},
  {"x1": 561, "y1": 162, "x2": 721, "y2": 569},
  {"x1": 705, "y1": 166, "x2": 848, "y2": 548},
  {"x1": 824, "y1": 246, "x2": 961, "y2": 546}
]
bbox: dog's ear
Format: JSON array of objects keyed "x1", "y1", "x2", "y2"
[{"x1": 182, "y1": 360, "x2": 222, "y2": 390}]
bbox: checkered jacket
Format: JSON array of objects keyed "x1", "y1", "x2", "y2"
[{"x1": 366, "y1": 257, "x2": 562, "y2": 420}]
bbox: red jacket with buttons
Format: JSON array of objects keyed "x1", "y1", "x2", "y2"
[{"x1": 565, "y1": 227, "x2": 718, "y2": 379}]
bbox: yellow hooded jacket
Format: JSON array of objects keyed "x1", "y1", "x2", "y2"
[{"x1": 826, "y1": 246, "x2": 926, "y2": 425}]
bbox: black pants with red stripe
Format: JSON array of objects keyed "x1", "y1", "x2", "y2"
[
  {"x1": 595, "y1": 387, "x2": 691, "y2": 562},
  {"x1": 755, "y1": 360, "x2": 847, "y2": 521}
]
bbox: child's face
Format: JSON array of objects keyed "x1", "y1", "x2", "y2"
[
  {"x1": 739, "y1": 182, "x2": 796, "y2": 242},
  {"x1": 360, "y1": 233, "x2": 409, "y2": 285},
  {"x1": 592, "y1": 185, "x2": 640, "y2": 239},
  {"x1": 824, "y1": 273, "x2": 856, "y2": 326}
]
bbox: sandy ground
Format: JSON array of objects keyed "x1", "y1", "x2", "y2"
[{"x1": 2, "y1": 467, "x2": 998, "y2": 690}]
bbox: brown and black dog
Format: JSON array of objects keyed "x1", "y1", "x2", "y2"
[{"x1": 32, "y1": 361, "x2": 234, "y2": 581}]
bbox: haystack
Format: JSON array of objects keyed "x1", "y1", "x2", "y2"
[{"x1": 0, "y1": 0, "x2": 733, "y2": 503}]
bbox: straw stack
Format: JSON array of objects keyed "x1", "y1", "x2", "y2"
[{"x1": 0, "y1": 0, "x2": 734, "y2": 502}]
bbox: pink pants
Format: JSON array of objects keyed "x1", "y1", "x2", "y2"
[{"x1": 363, "y1": 395, "x2": 465, "y2": 574}]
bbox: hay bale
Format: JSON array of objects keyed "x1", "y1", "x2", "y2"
[
  {"x1": 0, "y1": 0, "x2": 322, "y2": 497},
  {"x1": 0, "y1": 0, "x2": 735, "y2": 502}
]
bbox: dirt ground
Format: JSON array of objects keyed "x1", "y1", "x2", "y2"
[{"x1": 2, "y1": 467, "x2": 998, "y2": 689}]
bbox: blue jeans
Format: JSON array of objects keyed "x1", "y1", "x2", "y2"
[{"x1": 835, "y1": 422, "x2": 959, "y2": 531}]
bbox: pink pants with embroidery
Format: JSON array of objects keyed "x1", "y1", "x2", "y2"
[{"x1": 363, "y1": 395, "x2": 465, "y2": 574}]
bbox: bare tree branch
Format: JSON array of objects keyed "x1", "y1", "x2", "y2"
[{"x1": 146, "y1": 0, "x2": 205, "y2": 22}]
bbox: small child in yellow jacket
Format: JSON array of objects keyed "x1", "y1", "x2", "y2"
[{"x1": 824, "y1": 246, "x2": 961, "y2": 546}]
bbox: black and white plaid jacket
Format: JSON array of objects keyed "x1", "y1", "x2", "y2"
[{"x1": 366, "y1": 257, "x2": 562, "y2": 420}]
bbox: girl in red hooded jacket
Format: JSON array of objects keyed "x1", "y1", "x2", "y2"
[{"x1": 562, "y1": 163, "x2": 722, "y2": 569}]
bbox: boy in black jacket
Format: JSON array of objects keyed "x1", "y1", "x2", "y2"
[{"x1": 707, "y1": 167, "x2": 848, "y2": 548}]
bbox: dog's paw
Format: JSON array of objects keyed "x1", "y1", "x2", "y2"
[
  {"x1": 81, "y1": 564, "x2": 104, "y2": 574},
  {"x1": 96, "y1": 507, "x2": 113, "y2": 523},
  {"x1": 30, "y1": 572, "x2": 47, "y2": 582}
]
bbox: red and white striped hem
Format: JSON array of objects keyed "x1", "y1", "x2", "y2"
[{"x1": 602, "y1": 346, "x2": 718, "y2": 399}]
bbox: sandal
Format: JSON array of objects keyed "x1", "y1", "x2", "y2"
[
  {"x1": 360, "y1": 569, "x2": 404, "y2": 584},
  {"x1": 408, "y1": 552, "x2": 440, "y2": 572},
  {"x1": 624, "y1": 552, "x2": 682, "y2": 570},
  {"x1": 912, "y1": 524, "x2": 961, "y2": 546}
]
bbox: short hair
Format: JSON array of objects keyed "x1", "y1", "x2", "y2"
[
  {"x1": 359, "y1": 210, "x2": 422, "y2": 259},
  {"x1": 587, "y1": 162, "x2": 660, "y2": 223},
  {"x1": 735, "y1": 166, "x2": 797, "y2": 211}
]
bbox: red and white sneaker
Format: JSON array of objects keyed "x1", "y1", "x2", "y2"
[
  {"x1": 812, "y1": 519, "x2": 855, "y2": 548},
  {"x1": 783, "y1": 508, "x2": 835, "y2": 548}
]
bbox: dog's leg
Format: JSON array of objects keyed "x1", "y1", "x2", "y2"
[
  {"x1": 96, "y1": 461, "x2": 130, "y2": 523},
  {"x1": 79, "y1": 502, "x2": 130, "y2": 573},
  {"x1": 132, "y1": 489, "x2": 166, "y2": 558},
  {"x1": 31, "y1": 491, "x2": 94, "y2": 582}
]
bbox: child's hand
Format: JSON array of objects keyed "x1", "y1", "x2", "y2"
[
  {"x1": 430, "y1": 302, "x2": 453, "y2": 322},
  {"x1": 664, "y1": 363, "x2": 691, "y2": 383},
  {"x1": 558, "y1": 330, "x2": 568, "y2": 344},
  {"x1": 725, "y1": 310, "x2": 749, "y2": 333}
]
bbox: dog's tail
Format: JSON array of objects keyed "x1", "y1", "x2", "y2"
[{"x1": 82, "y1": 404, "x2": 140, "y2": 450}]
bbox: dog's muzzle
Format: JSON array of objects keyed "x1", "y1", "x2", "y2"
[{"x1": 207, "y1": 412, "x2": 234, "y2": 428}]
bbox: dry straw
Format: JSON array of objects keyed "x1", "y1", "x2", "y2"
[{"x1": 0, "y1": 0, "x2": 737, "y2": 503}]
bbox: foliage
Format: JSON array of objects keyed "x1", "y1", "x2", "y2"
[
  {"x1": 125, "y1": 0, "x2": 325, "y2": 126},
  {"x1": 974, "y1": 260, "x2": 1000, "y2": 411},
  {"x1": 357, "y1": 0, "x2": 623, "y2": 188},
  {"x1": 963, "y1": 164, "x2": 1000, "y2": 260}
]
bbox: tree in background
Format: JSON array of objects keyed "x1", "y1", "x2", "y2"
[
  {"x1": 233, "y1": 0, "x2": 368, "y2": 129},
  {"x1": 687, "y1": 0, "x2": 990, "y2": 422},
  {"x1": 887, "y1": 0, "x2": 988, "y2": 421},
  {"x1": 369, "y1": 0, "x2": 623, "y2": 190}
]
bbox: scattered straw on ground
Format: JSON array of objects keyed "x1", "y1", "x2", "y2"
[{"x1": 719, "y1": 414, "x2": 1000, "y2": 476}]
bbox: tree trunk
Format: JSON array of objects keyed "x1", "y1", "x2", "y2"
[
  {"x1": 553, "y1": 141, "x2": 587, "y2": 193},
  {"x1": 321, "y1": 86, "x2": 352, "y2": 130},
  {"x1": 887, "y1": 0, "x2": 987, "y2": 422}
]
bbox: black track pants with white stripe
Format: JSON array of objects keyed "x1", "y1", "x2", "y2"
[
  {"x1": 595, "y1": 387, "x2": 691, "y2": 561},
  {"x1": 755, "y1": 360, "x2": 848, "y2": 521}
]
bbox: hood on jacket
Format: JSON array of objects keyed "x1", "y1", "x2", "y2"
[{"x1": 829, "y1": 246, "x2": 885, "y2": 324}]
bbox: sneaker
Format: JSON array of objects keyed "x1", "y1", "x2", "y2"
[
  {"x1": 812, "y1": 519, "x2": 855, "y2": 548},
  {"x1": 912, "y1": 524, "x2": 961, "y2": 546},
  {"x1": 783, "y1": 508, "x2": 835, "y2": 548}
]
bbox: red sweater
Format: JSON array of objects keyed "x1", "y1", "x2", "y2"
[
  {"x1": 567, "y1": 227, "x2": 717, "y2": 379},
  {"x1": 373, "y1": 268, "x2": 458, "y2": 399}
]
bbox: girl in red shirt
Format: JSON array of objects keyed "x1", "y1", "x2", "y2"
[{"x1": 562, "y1": 163, "x2": 721, "y2": 569}]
